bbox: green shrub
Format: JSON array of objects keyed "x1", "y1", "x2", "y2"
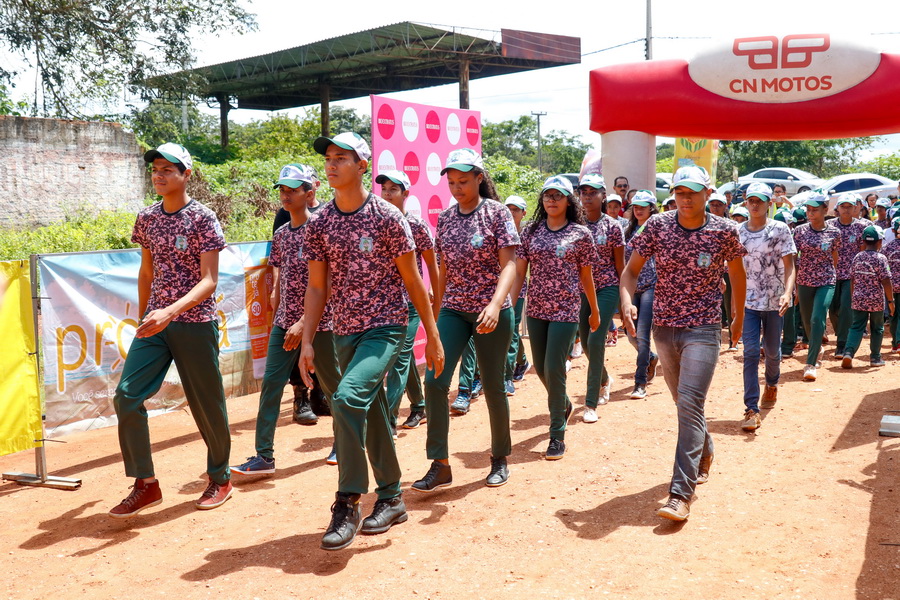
[{"x1": 0, "y1": 211, "x2": 137, "y2": 260}]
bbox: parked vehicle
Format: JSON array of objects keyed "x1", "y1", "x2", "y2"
[
  {"x1": 738, "y1": 167, "x2": 823, "y2": 195},
  {"x1": 656, "y1": 173, "x2": 672, "y2": 202},
  {"x1": 818, "y1": 173, "x2": 896, "y2": 203}
]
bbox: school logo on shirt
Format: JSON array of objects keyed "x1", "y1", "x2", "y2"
[
  {"x1": 821, "y1": 240, "x2": 832, "y2": 251},
  {"x1": 175, "y1": 235, "x2": 188, "y2": 251},
  {"x1": 556, "y1": 243, "x2": 569, "y2": 258},
  {"x1": 359, "y1": 237, "x2": 374, "y2": 253},
  {"x1": 297, "y1": 247, "x2": 303, "y2": 259},
  {"x1": 697, "y1": 252, "x2": 712, "y2": 268},
  {"x1": 596, "y1": 233, "x2": 607, "y2": 245},
  {"x1": 848, "y1": 235, "x2": 857, "y2": 243},
  {"x1": 471, "y1": 233, "x2": 484, "y2": 248},
  {"x1": 506, "y1": 221, "x2": 517, "y2": 236}
]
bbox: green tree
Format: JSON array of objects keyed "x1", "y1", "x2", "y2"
[
  {"x1": 859, "y1": 151, "x2": 900, "y2": 182},
  {"x1": 124, "y1": 99, "x2": 225, "y2": 162},
  {"x1": 717, "y1": 138, "x2": 880, "y2": 184},
  {"x1": 0, "y1": 0, "x2": 256, "y2": 118},
  {"x1": 542, "y1": 131, "x2": 591, "y2": 175},
  {"x1": 482, "y1": 116, "x2": 538, "y2": 166}
]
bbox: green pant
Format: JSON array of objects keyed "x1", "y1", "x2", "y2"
[
  {"x1": 798, "y1": 285, "x2": 835, "y2": 366},
  {"x1": 254, "y1": 326, "x2": 340, "y2": 459},
  {"x1": 332, "y1": 326, "x2": 405, "y2": 499},
  {"x1": 579, "y1": 286, "x2": 620, "y2": 408},
  {"x1": 113, "y1": 321, "x2": 230, "y2": 484},
  {"x1": 845, "y1": 309, "x2": 885, "y2": 359},
  {"x1": 387, "y1": 303, "x2": 425, "y2": 424},
  {"x1": 457, "y1": 337, "x2": 478, "y2": 391},
  {"x1": 424, "y1": 307, "x2": 513, "y2": 460},
  {"x1": 828, "y1": 279, "x2": 853, "y2": 350},
  {"x1": 781, "y1": 304, "x2": 796, "y2": 356},
  {"x1": 527, "y1": 317, "x2": 578, "y2": 440},
  {"x1": 891, "y1": 293, "x2": 900, "y2": 345},
  {"x1": 505, "y1": 297, "x2": 527, "y2": 379}
]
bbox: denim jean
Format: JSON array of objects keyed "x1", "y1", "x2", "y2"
[
  {"x1": 741, "y1": 309, "x2": 782, "y2": 413},
  {"x1": 625, "y1": 288, "x2": 657, "y2": 386},
  {"x1": 653, "y1": 323, "x2": 719, "y2": 501}
]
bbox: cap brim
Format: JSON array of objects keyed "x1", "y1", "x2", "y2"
[
  {"x1": 313, "y1": 136, "x2": 355, "y2": 157},
  {"x1": 630, "y1": 200, "x2": 655, "y2": 207},
  {"x1": 541, "y1": 185, "x2": 571, "y2": 196},
  {"x1": 745, "y1": 193, "x2": 771, "y2": 201},
  {"x1": 144, "y1": 149, "x2": 185, "y2": 167},
  {"x1": 375, "y1": 174, "x2": 407, "y2": 189},
  {"x1": 671, "y1": 182, "x2": 707, "y2": 192},
  {"x1": 274, "y1": 179, "x2": 305, "y2": 189},
  {"x1": 835, "y1": 200, "x2": 856, "y2": 206},
  {"x1": 505, "y1": 202, "x2": 527, "y2": 210},
  {"x1": 440, "y1": 163, "x2": 476, "y2": 176},
  {"x1": 579, "y1": 183, "x2": 604, "y2": 189},
  {"x1": 803, "y1": 200, "x2": 827, "y2": 207}
]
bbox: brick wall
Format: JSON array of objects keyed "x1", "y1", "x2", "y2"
[{"x1": 0, "y1": 116, "x2": 148, "y2": 227}]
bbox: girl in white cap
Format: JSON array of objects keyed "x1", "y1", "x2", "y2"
[
  {"x1": 413, "y1": 149, "x2": 519, "y2": 492},
  {"x1": 511, "y1": 176, "x2": 598, "y2": 459}
]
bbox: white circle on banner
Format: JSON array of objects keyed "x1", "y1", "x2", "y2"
[
  {"x1": 402, "y1": 107, "x2": 420, "y2": 142},
  {"x1": 406, "y1": 195, "x2": 421, "y2": 219},
  {"x1": 446, "y1": 113, "x2": 461, "y2": 144},
  {"x1": 377, "y1": 150, "x2": 397, "y2": 174},
  {"x1": 426, "y1": 152, "x2": 442, "y2": 186}
]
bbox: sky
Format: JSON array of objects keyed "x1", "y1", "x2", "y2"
[{"x1": 11, "y1": 0, "x2": 900, "y2": 159}]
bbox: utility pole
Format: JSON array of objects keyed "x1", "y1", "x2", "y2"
[
  {"x1": 532, "y1": 111, "x2": 547, "y2": 173},
  {"x1": 646, "y1": 0, "x2": 653, "y2": 60}
]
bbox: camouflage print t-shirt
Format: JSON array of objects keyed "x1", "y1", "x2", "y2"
[
  {"x1": 269, "y1": 221, "x2": 332, "y2": 331},
  {"x1": 882, "y1": 239, "x2": 900, "y2": 289},
  {"x1": 850, "y1": 250, "x2": 891, "y2": 312},
  {"x1": 585, "y1": 215, "x2": 624, "y2": 290},
  {"x1": 304, "y1": 193, "x2": 414, "y2": 336},
  {"x1": 629, "y1": 211, "x2": 746, "y2": 328},
  {"x1": 435, "y1": 198, "x2": 520, "y2": 313},
  {"x1": 793, "y1": 223, "x2": 842, "y2": 287},
  {"x1": 833, "y1": 218, "x2": 868, "y2": 280},
  {"x1": 131, "y1": 199, "x2": 226, "y2": 323},
  {"x1": 517, "y1": 221, "x2": 595, "y2": 323}
]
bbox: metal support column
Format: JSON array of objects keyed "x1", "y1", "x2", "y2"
[
  {"x1": 320, "y1": 83, "x2": 331, "y2": 136},
  {"x1": 459, "y1": 59, "x2": 470, "y2": 109}
]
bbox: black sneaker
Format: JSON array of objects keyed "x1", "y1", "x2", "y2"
[
  {"x1": 293, "y1": 396, "x2": 318, "y2": 425},
  {"x1": 411, "y1": 460, "x2": 452, "y2": 492},
  {"x1": 402, "y1": 410, "x2": 426, "y2": 429},
  {"x1": 360, "y1": 495, "x2": 408, "y2": 535},
  {"x1": 630, "y1": 385, "x2": 647, "y2": 399},
  {"x1": 512, "y1": 361, "x2": 530, "y2": 382},
  {"x1": 321, "y1": 492, "x2": 361, "y2": 551},
  {"x1": 309, "y1": 379, "x2": 331, "y2": 416},
  {"x1": 232, "y1": 455, "x2": 275, "y2": 475},
  {"x1": 546, "y1": 439, "x2": 566, "y2": 460},
  {"x1": 486, "y1": 456, "x2": 509, "y2": 487},
  {"x1": 647, "y1": 355, "x2": 659, "y2": 383}
]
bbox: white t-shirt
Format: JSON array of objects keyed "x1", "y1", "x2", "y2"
[{"x1": 739, "y1": 219, "x2": 797, "y2": 312}]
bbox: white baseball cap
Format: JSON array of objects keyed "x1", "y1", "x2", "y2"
[
  {"x1": 313, "y1": 132, "x2": 372, "y2": 161},
  {"x1": 440, "y1": 148, "x2": 484, "y2": 175},
  {"x1": 671, "y1": 165, "x2": 711, "y2": 191},
  {"x1": 375, "y1": 170, "x2": 411, "y2": 191},
  {"x1": 144, "y1": 143, "x2": 193, "y2": 170},
  {"x1": 505, "y1": 195, "x2": 527, "y2": 211}
]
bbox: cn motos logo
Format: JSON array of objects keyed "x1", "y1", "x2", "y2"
[{"x1": 688, "y1": 34, "x2": 881, "y2": 104}]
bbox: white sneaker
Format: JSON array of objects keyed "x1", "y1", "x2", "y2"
[
  {"x1": 565, "y1": 360, "x2": 572, "y2": 372},
  {"x1": 598, "y1": 375, "x2": 613, "y2": 405},
  {"x1": 583, "y1": 407, "x2": 598, "y2": 423},
  {"x1": 571, "y1": 341, "x2": 583, "y2": 358},
  {"x1": 803, "y1": 364, "x2": 817, "y2": 381}
]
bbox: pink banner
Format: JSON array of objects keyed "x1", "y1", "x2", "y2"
[{"x1": 370, "y1": 95, "x2": 482, "y2": 363}]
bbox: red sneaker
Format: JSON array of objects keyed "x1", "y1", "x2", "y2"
[
  {"x1": 108, "y1": 479, "x2": 162, "y2": 519},
  {"x1": 196, "y1": 480, "x2": 233, "y2": 510}
]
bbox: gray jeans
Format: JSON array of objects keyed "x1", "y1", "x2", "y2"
[{"x1": 653, "y1": 323, "x2": 720, "y2": 500}]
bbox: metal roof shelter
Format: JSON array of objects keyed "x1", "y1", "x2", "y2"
[{"x1": 143, "y1": 22, "x2": 581, "y2": 148}]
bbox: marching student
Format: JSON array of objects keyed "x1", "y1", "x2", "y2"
[
  {"x1": 829, "y1": 193, "x2": 868, "y2": 358},
  {"x1": 109, "y1": 143, "x2": 232, "y2": 518},
  {"x1": 504, "y1": 195, "x2": 531, "y2": 394},
  {"x1": 413, "y1": 149, "x2": 518, "y2": 492},
  {"x1": 299, "y1": 132, "x2": 444, "y2": 551},
  {"x1": 375, "y1": 170, "x2": 439, "y2": 432},
  {"x1": 736, "y1": 183, "x2": 796, "y2": 432},
  {"x1": 622, "y1": 190, "x2": 660, "y2": 399},
  {"x1": 231, "y1": 164, "x2": 342, "y2": 476},
  {"x1": 510, "y1": 176, "x2": 599, "y2": 460},
  {"x1": 621, "y1": 166, "x2": 747, "y2": 522},
  {"x1": 793, "y1": 193, "x2": 841, "y2": 381},
  {"x1": 577, "y1": 173, "x2": 624, "y2": 423},
  {"x1": 883, "y1": 218, "x2": 900, "y2": 353},
  {"x1": 841, "y1": 225, "x2": 894, "y2": 368}
]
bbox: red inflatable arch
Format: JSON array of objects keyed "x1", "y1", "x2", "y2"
[{"x1": 589, "y1": 33, "x2": 900, "y2": 189}]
